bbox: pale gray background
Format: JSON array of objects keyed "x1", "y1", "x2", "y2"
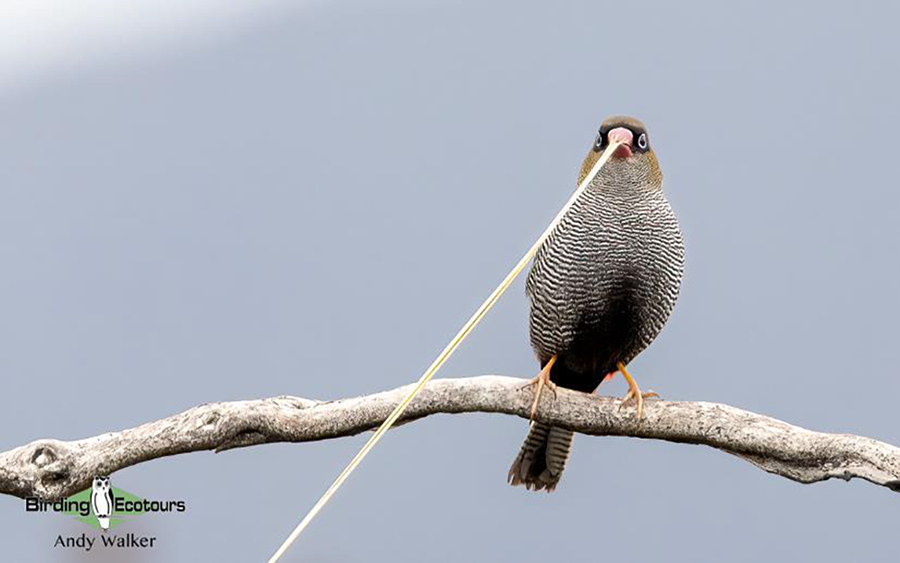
[{"x1": 2, "y1": 1, "x2": 899, "y2": 561}]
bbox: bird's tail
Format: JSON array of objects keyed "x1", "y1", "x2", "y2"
[
  {"x1": 97, "y1": 516, "x2": 110, "y2": 531},
  {"x1": 507, "y1": 421, "x2": 574, "y2": 492}
]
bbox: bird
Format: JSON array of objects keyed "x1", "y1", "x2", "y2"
[{"x1": 508, "y1": 116, "x2": 685, "y2": 492}]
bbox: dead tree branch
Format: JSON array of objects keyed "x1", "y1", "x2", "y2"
[{"x1": 2, "y1": 376, "x2": 898, "y2": 499}]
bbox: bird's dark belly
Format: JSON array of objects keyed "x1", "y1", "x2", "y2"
[{"x1": 549, "y1": 282, "x2": 646, "y2": 393}]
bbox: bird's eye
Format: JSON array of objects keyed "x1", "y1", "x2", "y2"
[
  {"x1": 593, "y1": 133, "x2": 604, "y2": 152},
  {"x1": 637, "y1": 133, "x2": 648, "y2": 150}
]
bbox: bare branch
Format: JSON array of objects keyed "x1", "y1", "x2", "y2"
[{"x1": 2, "y1": 376, "x2": 898, "y2": 500}]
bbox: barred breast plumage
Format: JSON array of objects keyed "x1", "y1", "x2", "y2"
[{"x1": 509, "y1": 116, "x2": 685, "y2": 491}]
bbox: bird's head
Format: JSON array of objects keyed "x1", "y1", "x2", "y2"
[{"x1": 578, "y1": 116, "x2": 662, "y2": 188}]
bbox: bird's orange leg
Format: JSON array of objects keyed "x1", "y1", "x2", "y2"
[
  {"x1": 616, "y1": 362, "x2": 658, "y2": 420},
  {"x1": 521, "y1": 355, "x2": 558, "y2": 420}
]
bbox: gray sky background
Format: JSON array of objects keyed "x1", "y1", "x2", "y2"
[{"x1": 2, "y1": 1, "x2": 899, "y2": 561}]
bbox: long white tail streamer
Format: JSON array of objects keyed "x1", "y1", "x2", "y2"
[{"x1": 268, "y1": 140, "x2": 623, "y2": 562}]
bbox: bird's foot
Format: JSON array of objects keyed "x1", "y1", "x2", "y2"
[
  {"x1": 616, "y1": 362, "x2": 657, "y2": 420},
  {"x1": 520, "y1": 355, "x2": 558, "y2": 421},
  {"x1": 619, "y1": 388, "x2": 658, "y2": 420}
]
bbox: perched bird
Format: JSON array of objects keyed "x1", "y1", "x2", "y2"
[{"x1": 508, "y1": 116, "x2": 685, "y2": 491}]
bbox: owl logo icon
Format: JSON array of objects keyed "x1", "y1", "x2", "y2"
[{"x1": 91, "y1": 476, "x2": 114, "y2": 531}]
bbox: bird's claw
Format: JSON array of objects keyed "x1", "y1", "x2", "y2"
[
  {"x1": 523, "y1": 355, "x2": 558, "y2": 421},
  {"x1": 618, "y1": 389, "x2": 659, "y2": 420},
  {"x1": 528, "y1": 377, "x2": 557, "y2": 420},
  {"x1": 616, "y1": 362, "x2": 657, "y2": 420}
]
